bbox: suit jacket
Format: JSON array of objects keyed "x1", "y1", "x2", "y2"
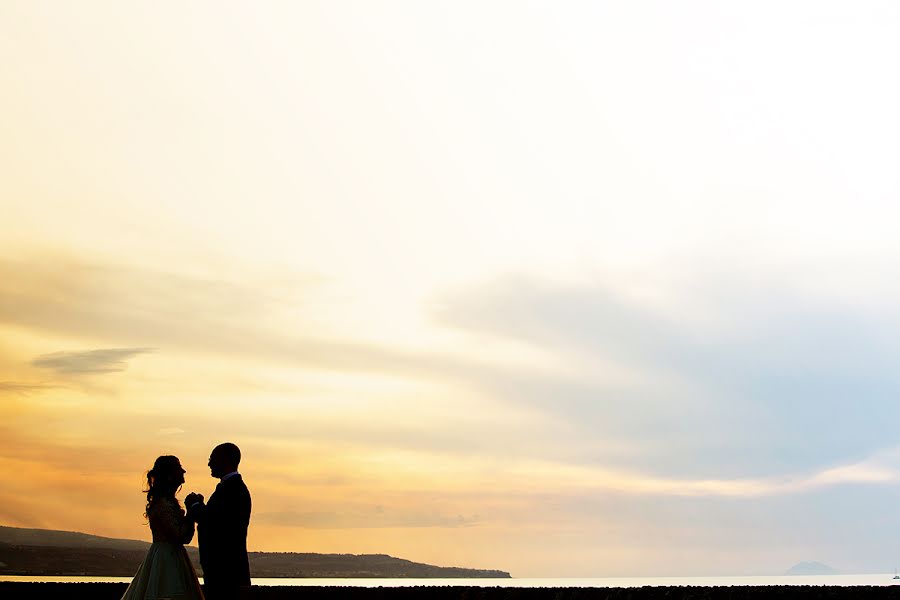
[{"x1": 190, "y1": 474, "x2": 252, "y2": 589}]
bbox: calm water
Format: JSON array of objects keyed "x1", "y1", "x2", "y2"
[{"x1": 2, "y1": 575, "x2": 900, "y2": 587}]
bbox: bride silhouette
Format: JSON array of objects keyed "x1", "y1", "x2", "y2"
[{"x1": 120, "y1": 455, "x2": 204, "y2": 600}]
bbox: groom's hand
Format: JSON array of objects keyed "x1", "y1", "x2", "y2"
[{"x1": 185, "y1": 492, "x2": 202, "y2": 506}]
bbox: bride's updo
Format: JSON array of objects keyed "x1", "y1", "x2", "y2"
[{"x1": 144, "y1": 455, "x2": 186, "y2": 518}]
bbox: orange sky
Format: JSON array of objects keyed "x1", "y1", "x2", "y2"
[{"x1": 4, "y1": 1, "x2": 900, "y2": 577}]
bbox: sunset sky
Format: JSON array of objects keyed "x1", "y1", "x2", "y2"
[{"x1": 4, "y1": 1, "x2": 900, "y2": 577}]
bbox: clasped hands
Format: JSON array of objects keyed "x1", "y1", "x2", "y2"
[{"x1": 185, "y1": 492, "x2": 204, "y2": 508}]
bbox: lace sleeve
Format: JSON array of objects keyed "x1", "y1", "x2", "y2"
[{"x1": 149, "y1": 498, "x2": 195, "y2": 544}]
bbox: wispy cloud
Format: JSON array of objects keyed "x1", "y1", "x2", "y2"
[
  {"x1": 31, "y1": 348, "x2": 154, "y2": 374},
  {"x1": 5, "y1": 255, "x2": 900, "y2": 498},
  {"x1": 0, "y1": 381, "x2": 58, "y2": 394},
  {"x1": 503, "y1": 453, "x2": 900, "y2": 499},
  {"x1": 433, "y1": 274, "x2": 900, "y2": 480},
  {"x1": 0, "y1": 257, "x2": 417, "y2": 374},
  {"x1": 256, "y1": 509, "x2": 480, "y2": 529},
  {"x1": 157, "y1": 427, "x2": 186, "y2": 436}
]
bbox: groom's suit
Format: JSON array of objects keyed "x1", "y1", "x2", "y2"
[{"x1": 190, "y1": 473, "x2": 252, "y2": 598}]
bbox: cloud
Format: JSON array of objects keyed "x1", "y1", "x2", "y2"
[
  {"x1": 6, "y1": 254, "x2": 900, "y2": 491},
  {"x1": 0, "y1": 381, "x2": 58, "y2": 394},
  {"x1": 0, "y1": 424, "x2": 148, "y2": 474},
  {"x1": 0, "y1": 255, "x2": 523, "y2": 384},
  {"x1": 255, "y1": 509, "x2": 480, "y2": 529},
  {"x1": 157, "y1": 427, "x2": 186, "y2": 436},
  {"x1": 31, "y1": 348, "x2": 153, "y2": 374},
  {"x1": 0, "y1": 256, "x2": 426, "y2": 374},
  {"x1": 432, "y1": 273, "x2": 900, "y2": 479},
  {"x1": 503, "y1": 453, "x2": 900, "y2": 499}
]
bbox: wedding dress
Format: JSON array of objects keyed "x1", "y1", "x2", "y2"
[{"x1": 120, "y1": 497, "x2": 204, "y2": 600}]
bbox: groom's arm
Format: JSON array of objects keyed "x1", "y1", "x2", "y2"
[{"x1": 187, "y1": 500, "x2": 205, "y2": 523}]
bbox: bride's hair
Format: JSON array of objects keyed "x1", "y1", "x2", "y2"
[{"x1": 144, "y1": 455, "x2": 184, "y2": 518}]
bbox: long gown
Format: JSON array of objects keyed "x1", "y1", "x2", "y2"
[{"x1": 120, "y1": 496, "x2": 205, "y2": 600}]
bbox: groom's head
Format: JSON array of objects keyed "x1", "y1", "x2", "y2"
[{"x1": 209, "y1": 442, "x2": 241, "y2": 478}]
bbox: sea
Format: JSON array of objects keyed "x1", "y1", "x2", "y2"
[{"x1": 2, "y1": 575, "x2": 900, "y2": 587}]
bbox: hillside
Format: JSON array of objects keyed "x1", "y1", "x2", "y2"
[
  {"x1": 0, "y1": 526, "x2": 510, "y2": 578},
  {"x1": 0, "y1": 526, "x2": 150, "y2": 551},
  {"x1": 784, "y1": 562, "x2": 839, "y2": 576}
]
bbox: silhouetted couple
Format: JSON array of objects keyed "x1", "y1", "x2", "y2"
[{"x1": 121, "y1": 442, "x2": 252, "y2": 600}]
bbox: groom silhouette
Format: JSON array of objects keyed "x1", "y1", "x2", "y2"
[{"x1": 186, "y1": 442, "x2": 252, "y2": 600}]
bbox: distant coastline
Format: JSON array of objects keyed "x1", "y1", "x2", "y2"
[{"x1": 0, "y1": 526, "x2": 510, "y2": 579}]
